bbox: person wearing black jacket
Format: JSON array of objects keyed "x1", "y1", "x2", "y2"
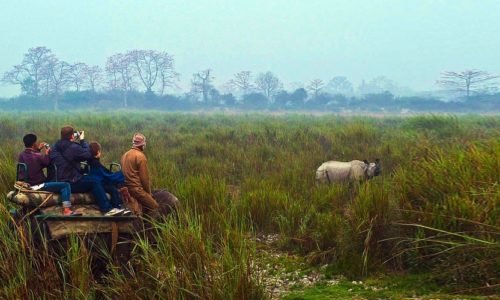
[{"x1": 49, "y1": 126, "x2": 125, "y2": 216}]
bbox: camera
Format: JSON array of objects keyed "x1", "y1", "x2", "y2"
[
  {"x1": 73, "y1": 131, "x2": 82, "y2": 138},
  {"x1": 38, "y1": 142, "x2": 49, "y2": 151}
]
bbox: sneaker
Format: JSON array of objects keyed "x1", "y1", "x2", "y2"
[
  {"x1": 121, "y1": 209, "x2": 132, "y2": 216},
  {"x1": 105, "y1": 208, "x2": 125, "y2": 216},
  {"x1": 63, "y1": 207, "x2": 82, "y2": 216}
]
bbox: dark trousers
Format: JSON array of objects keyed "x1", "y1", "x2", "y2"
[
  {"x1": 104, "y1": 184, "x2": 123, "y2": 209},
  {"x1": 70, "y1": 176, "x2": 114, "y2": 212}
]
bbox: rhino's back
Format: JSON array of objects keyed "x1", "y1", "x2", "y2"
[{"x1": 317, "y1": 160, "x2": 368, "y2": 182}]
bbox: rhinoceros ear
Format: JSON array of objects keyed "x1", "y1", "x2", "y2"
[{"x1": 363, "y1": 159, "x2": 369, "y2": 164}]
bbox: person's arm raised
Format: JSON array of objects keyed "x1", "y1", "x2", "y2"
[
  {"x1": 39, "y1": 143, "x2": 50, "y2": 167},
  {"x1": 72, "y1": 141, "x2": 92, "y2": 162}
]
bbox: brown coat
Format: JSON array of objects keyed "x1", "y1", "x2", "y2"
[{"x1": 121, "y1": 148, "x2": 151, "y2": 193}]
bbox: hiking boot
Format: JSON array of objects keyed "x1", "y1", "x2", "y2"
[
  {"x1": 63, "y1": 207, "x2": 82, "y2": 216},
  {"x1": 105, "y1": 208, "x2": 125, "y2": 216}
]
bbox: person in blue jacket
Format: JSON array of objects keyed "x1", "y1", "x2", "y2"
[
  {"x1": 88, "y1": 141, "x2": 131, "y2": 215},
  {"x1": 49, "y1": 126, "x2": 126, "y2": 216}
]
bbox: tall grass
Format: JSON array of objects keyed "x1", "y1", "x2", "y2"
[
  {"x1": 102, "y1": 214, "x2": 264, "y2": 299},
  {"x1": 0, "y1": 112, "x2": 498, "y2": 296}
]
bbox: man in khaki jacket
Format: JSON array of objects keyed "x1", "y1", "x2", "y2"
[{"x1": 121, "y1": 133, "x2": 159, "y2": 215}]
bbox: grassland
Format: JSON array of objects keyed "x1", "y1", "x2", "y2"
[{"x1": 0, "y1": 112, "x2": 498, "y2": 299}]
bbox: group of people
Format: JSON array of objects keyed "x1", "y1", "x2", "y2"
[{"x1": 18, "y1": 126, "x2": 159, "y2": 217}]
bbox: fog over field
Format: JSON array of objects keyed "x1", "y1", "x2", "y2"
[{"x1": 0, "y1": 0, "x2": 499, "y2": 113}]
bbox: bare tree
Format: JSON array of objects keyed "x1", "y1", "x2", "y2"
[
  {"x1": 228, "y1": 71, "x2": 253, "y2": 95},
  {"x1": 83, "y1": 65, "x2": 103, "y2": 92},
  {"x1": 307, "y1": 79, "x2": 324, "y2": 99},
  {"x1": 128, "y1": 50, "x2": 178, "y2": 95},
  {"x1": 255, "y1": 71, "x2": 282, "y2": 100},
  {"x1": 437, "y1": 70, "x2": 499, "y2": 99},
  {"x1": 105, "y1": 56, "x2": 121, "y2": 91},
  {"x1": 106, "y1": 53, "x2": 135, "y2": 107},
  {"x1": 2, "y1": 65, "x2": 37, "y2": 96},
  {"x1": 68, "y1": 62, "x2": 87, "y2": 91},
  {"x1": 191, "y1": 69, "x2": 214, "y2": 102},
  {"x1": 45, "y1": 59, "x2": 72, "y2": 110},
  {"x1": 158, "y1": 57, "x2": 179, "y2": 96},
  {"x1": 46, "y1": 60, "x2": 71, "y2": 95},
  {"x1": 2, "y1": 46, "x2": 55, "y2": 97},
  {"x1": 128, "y1": 50, "x2": 157, "y2": 93},
  {"x1": 327, "y1": 76, "x2": 354, "y2": 95}
]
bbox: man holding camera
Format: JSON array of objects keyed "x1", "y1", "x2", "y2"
[
  {"x1": 49, "y1": 126, "x2": 126, "y2": 216},
  {"x1": 18, "y1": 133, "x2": 78, "y2": 216}
]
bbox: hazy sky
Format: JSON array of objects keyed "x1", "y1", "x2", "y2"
[{"x1": 1, "y1": 0, "x2": 499, "y2": 96}]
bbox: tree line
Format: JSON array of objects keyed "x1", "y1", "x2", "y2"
[
  {"x1": 1, "y1": 47, "x2": 177, "y2": 109},
  {"x1": 1, "y1": 46, "x2": 499, "y2": 112}
]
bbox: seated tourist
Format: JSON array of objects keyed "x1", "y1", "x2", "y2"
[
  {"x1": 121, "y1": 133, "x2": 159, "y2": 217},
  {"x1": 18, "y1": 133, "x2": 80, "y2": 216},
  {"x1": 49, "y1": 126, "x2": 125, "y2": 216},
  {"x1": 87, "y1": 141, "x2": 131, "y2": 216}
]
